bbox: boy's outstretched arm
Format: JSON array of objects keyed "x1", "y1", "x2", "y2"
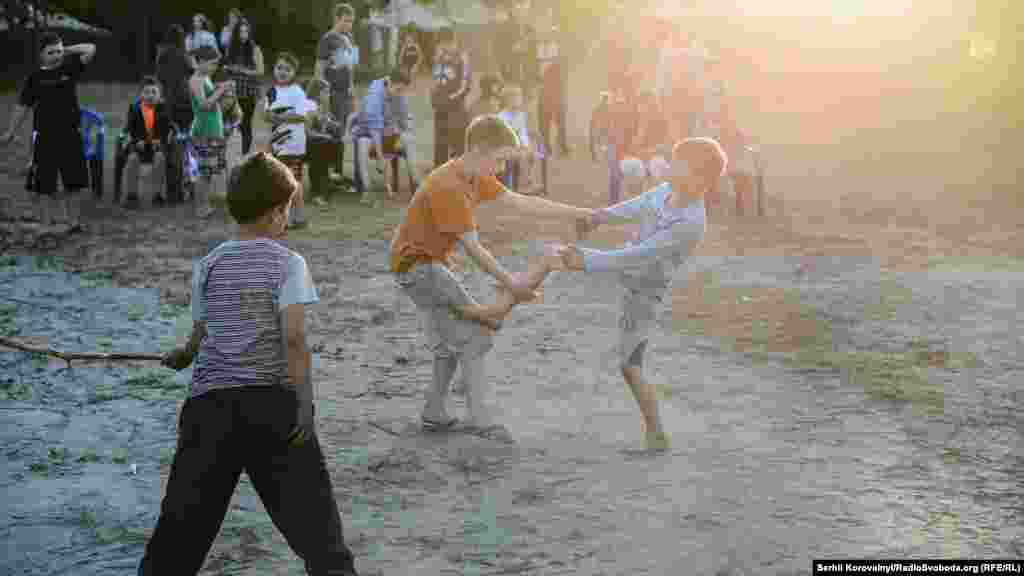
[
  {"x1": 457, "y1": 231, "x2": 535, "y2": 302},
  {"x1": 495, "y1": 187, "x2": 594, "y2": 221}
]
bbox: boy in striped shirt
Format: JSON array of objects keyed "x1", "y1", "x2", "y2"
[
  {"x1": 138, "y1": 152, "x2": 359, "y2": 576},
  {"x1": 559, "y1": 137, "x2": 727, "y2": 452}
]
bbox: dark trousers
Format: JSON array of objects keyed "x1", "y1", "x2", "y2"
[
  {"x1": 308, "y1": 136, "x2": 340, "y2": 200},
  {"x1": 433, "y1": 106, "x2": 467, "y2": 168},
  {"x1": 332, "y1": 90, "x2": 354, "y2": 177},
  {"x1": 238, "y1": 96, "x2": 257, "y2": 156},
  {"x1": 137, "y1": 387, "x2": 357, "y2": 576}
]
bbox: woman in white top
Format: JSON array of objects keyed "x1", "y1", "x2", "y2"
[{"x1": 185, "y1": 13, "x2": 220, "y2": 58}]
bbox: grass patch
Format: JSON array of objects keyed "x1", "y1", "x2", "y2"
[
  {"x1": 89, "y1": 382, "x2": 117, "y2": 403},
  {"x1": 28, "y1": 461, "x2": 49, "y2": 475},
  {"x1": 672, "y1": 272, "x2": 952, "y2": 417},
  {"x1": 0, "y1": 255, "x2": 16, "y2": 268},
  {"x1": 126, "y1": 303, "x2": 146, "y2": 322},
  {"x1": 125, "y1": 369, "x2": 182, "y2": 401},
  {"x1": 48, "y1": 446, "x2": 67, "y2": 465},
  {"x1": 31, "y1": 351, "x2": 49, "y2": 371},
  {"x1": 159, "y1": 303, "x2": 189, "y2": 319},
  {"x1": 33, "y1": 255, "x2": 64, "y2": 271},
  {"x1": 80, "y1": 270, "x2": 114, "y2": 288},
  {"x1": 77, "y1": 449, "x2": 101, "y2": 463},
  {"x1": 0, "y1": 304, "x2": 20, "y2": 337},
  {"x1": 78, "y1": 509, "x2": 98, "y2": 530},
  {"x1": 0, "y1": 380, "x2": 33, "y2": 401},
  {"x1": 94, "y1": 525, "x2": 149, "y2": 545},
  {"x1": 111, "y1": 448, "x2": 128, "y2": 464},
  {"x1": 864, "y1": 273, "x2": 916, "y2": 321},
  {"x1": 927, "y1": 255, "x2": 1024, "y2": 274},
  {"x1": 96, "y1": 337, "x2": 113, "y2": 351},
  {"x1": 299, "y1": 194, "x2": 404, "y2": 241}
]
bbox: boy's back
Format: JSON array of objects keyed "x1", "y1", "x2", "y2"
[{"x1": 191, "y1": 238, "x2": 315, "y2": 398}]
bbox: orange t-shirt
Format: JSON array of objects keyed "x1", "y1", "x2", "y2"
[
  {"x1": 141, "y1": 102, "x2": 156, "y2": 142},
  {"x1": 389, "y1": 159, "x2": 504, "y2": 274}
]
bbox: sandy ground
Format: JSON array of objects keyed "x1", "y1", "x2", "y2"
[{"x1": 1, "y1": 59, "x2": 1023, "y2": 575}]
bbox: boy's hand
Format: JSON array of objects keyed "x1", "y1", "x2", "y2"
[
  {"x1": 288, "y1": 400, "x2": 315, "y2": 448},
  {"x1": 504, "y1": 276, "x2": 538, "y2": 303},
  {"x1": 161, "y1": 347, "x2": 193, "y2": 371},
  {"x1": 557, "y1": 245, "x2": 586, "y2": 270}
]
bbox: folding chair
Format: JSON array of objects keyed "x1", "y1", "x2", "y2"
[{"x1": 79, "y1": 108, "x2": 104, "y2": 199}]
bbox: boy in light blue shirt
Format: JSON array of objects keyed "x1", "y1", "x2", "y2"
[{"x1": 558, "y1": 137, "x2": 727, "y2": 451}]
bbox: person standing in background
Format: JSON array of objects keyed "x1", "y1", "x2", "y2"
[
  {"x1": 185, "y1": 14, "x2": 220, "y2": 59},
  {"x1": 155, "y1": 24, "x2": 195, "y2": 137},
  {"x1": 399, "y1": 31, "x2": 423, "y2": 81},
  {"x1": 492, "y1": 1, "x2": 536, "y2": 100},
  {"x1": 219, "y1": 8, "x2": 243, "y2": 55},
  {"x1": 224, "y1": 19, "x2": 265, "y2": 157},
  {"x1": 316, "y1": 3, "x2": 360, "y2": 184},
  {"x1": 431, "y1": 29, "x2": 472, "y2": 167},
  {"x1": 536, "y1": 22, "x2": 569, "y2": 159}
]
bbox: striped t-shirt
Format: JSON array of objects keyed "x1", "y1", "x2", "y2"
[{"x1": 189, "y1": 238, "x2": 318, "y2": 399}]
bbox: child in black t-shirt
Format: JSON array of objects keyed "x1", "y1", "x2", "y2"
[{"x1": 1, "y1": 33, "x2": 97, "y2": 231}]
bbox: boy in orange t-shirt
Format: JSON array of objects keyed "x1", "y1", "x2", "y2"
[{"x1": 390, "y1": 114, "x2": 593, "y2": 439}]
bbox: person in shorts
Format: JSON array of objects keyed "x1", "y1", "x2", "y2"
[
  {"x1": 559, "y1": 137, "x2": 727, "y2": 452},
  {"x1": 1, "y1": 32, "x2": 97, "y2": 231},
  {"x1": 138, "y1": 152, "x2": 359, "y2": 576}
]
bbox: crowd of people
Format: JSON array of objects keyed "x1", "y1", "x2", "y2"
[{"x1": 0, "y1": 3, "x2": 754, "y2": 574}]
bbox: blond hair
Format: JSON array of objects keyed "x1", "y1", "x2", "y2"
[{"x1": 465, "y1": 114, "x2": 520, "y2": 152}]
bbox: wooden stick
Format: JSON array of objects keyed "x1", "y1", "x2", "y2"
[{"x1": 0, "y1": 336, "x2": 163, "y2": 367}]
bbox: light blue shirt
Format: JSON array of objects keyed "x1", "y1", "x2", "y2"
[{"x1": 581, "y1": 183, "x2": 706, "y2": 288}]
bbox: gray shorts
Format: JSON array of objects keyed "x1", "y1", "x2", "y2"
[
  {"x1": 618, "y1": 283, "x2": 668, "y2": 367},
  {"x1": 396, "y1": 263, "x2": 485, "y2": 356}
]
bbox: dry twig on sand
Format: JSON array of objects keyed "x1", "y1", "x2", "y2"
[{"x1": 0, "y1": 336, "x2": 163, "y2": 368}]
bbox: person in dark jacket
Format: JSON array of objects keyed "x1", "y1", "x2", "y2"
[
  {"x1": 155, "y1": 24, "x2": 195, "y2": 133},
  {"x1": 431, "y1": 29, "x2": 472, "y2": 167},
  {"x1": 120, "y1": 76, "x2": 171, "y2": 208}
]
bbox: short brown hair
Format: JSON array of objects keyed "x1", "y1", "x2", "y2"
[
  {"x1": 334, "y1": 3, "x2": 355, "y2": 20},
  {"x1": 275, "y1": 51, "x2": 300, "y2": 73},
  {"x1": 227, "y1": 152, "x2": 299, "y2": 224},
  {"x1": 465, "y1": 114, "x2": 520, "y2": 152},
  {"x1": 672, "y1": 137, "x2": 727, "y2": 188}
]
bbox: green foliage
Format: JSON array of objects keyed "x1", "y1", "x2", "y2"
[
  {"x1": 48, "y1": 446, "x2": 67, "y2": 465},
  {"x1": 0, "y1": 380, "x2": 33, "y2": 401},
  {"x1": 80, "y1": 270, "x2": 114, "y2": 288},
  {"x1": 34, "y1": 255, "x2": 64, "y2": 271},
  {"x1": 111, "y1": 448, "x2": 128, "y2": 464},
  {"x1": 0, "y1": 304, "x2": 19, "y2": 337},
  {"x1": 126, "y1": 303, "x2": 146, "y2": 322},
  {"x1": 78, "y1": 449, "x2": 101, "y2": 463},
  {"x1": 0, "y1": 255, "x2": 16, "y2": 268}
]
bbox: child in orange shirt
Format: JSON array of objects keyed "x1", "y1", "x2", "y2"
[{"x1": 390, "y1": 114, "x2": 593, "y2": 439}]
